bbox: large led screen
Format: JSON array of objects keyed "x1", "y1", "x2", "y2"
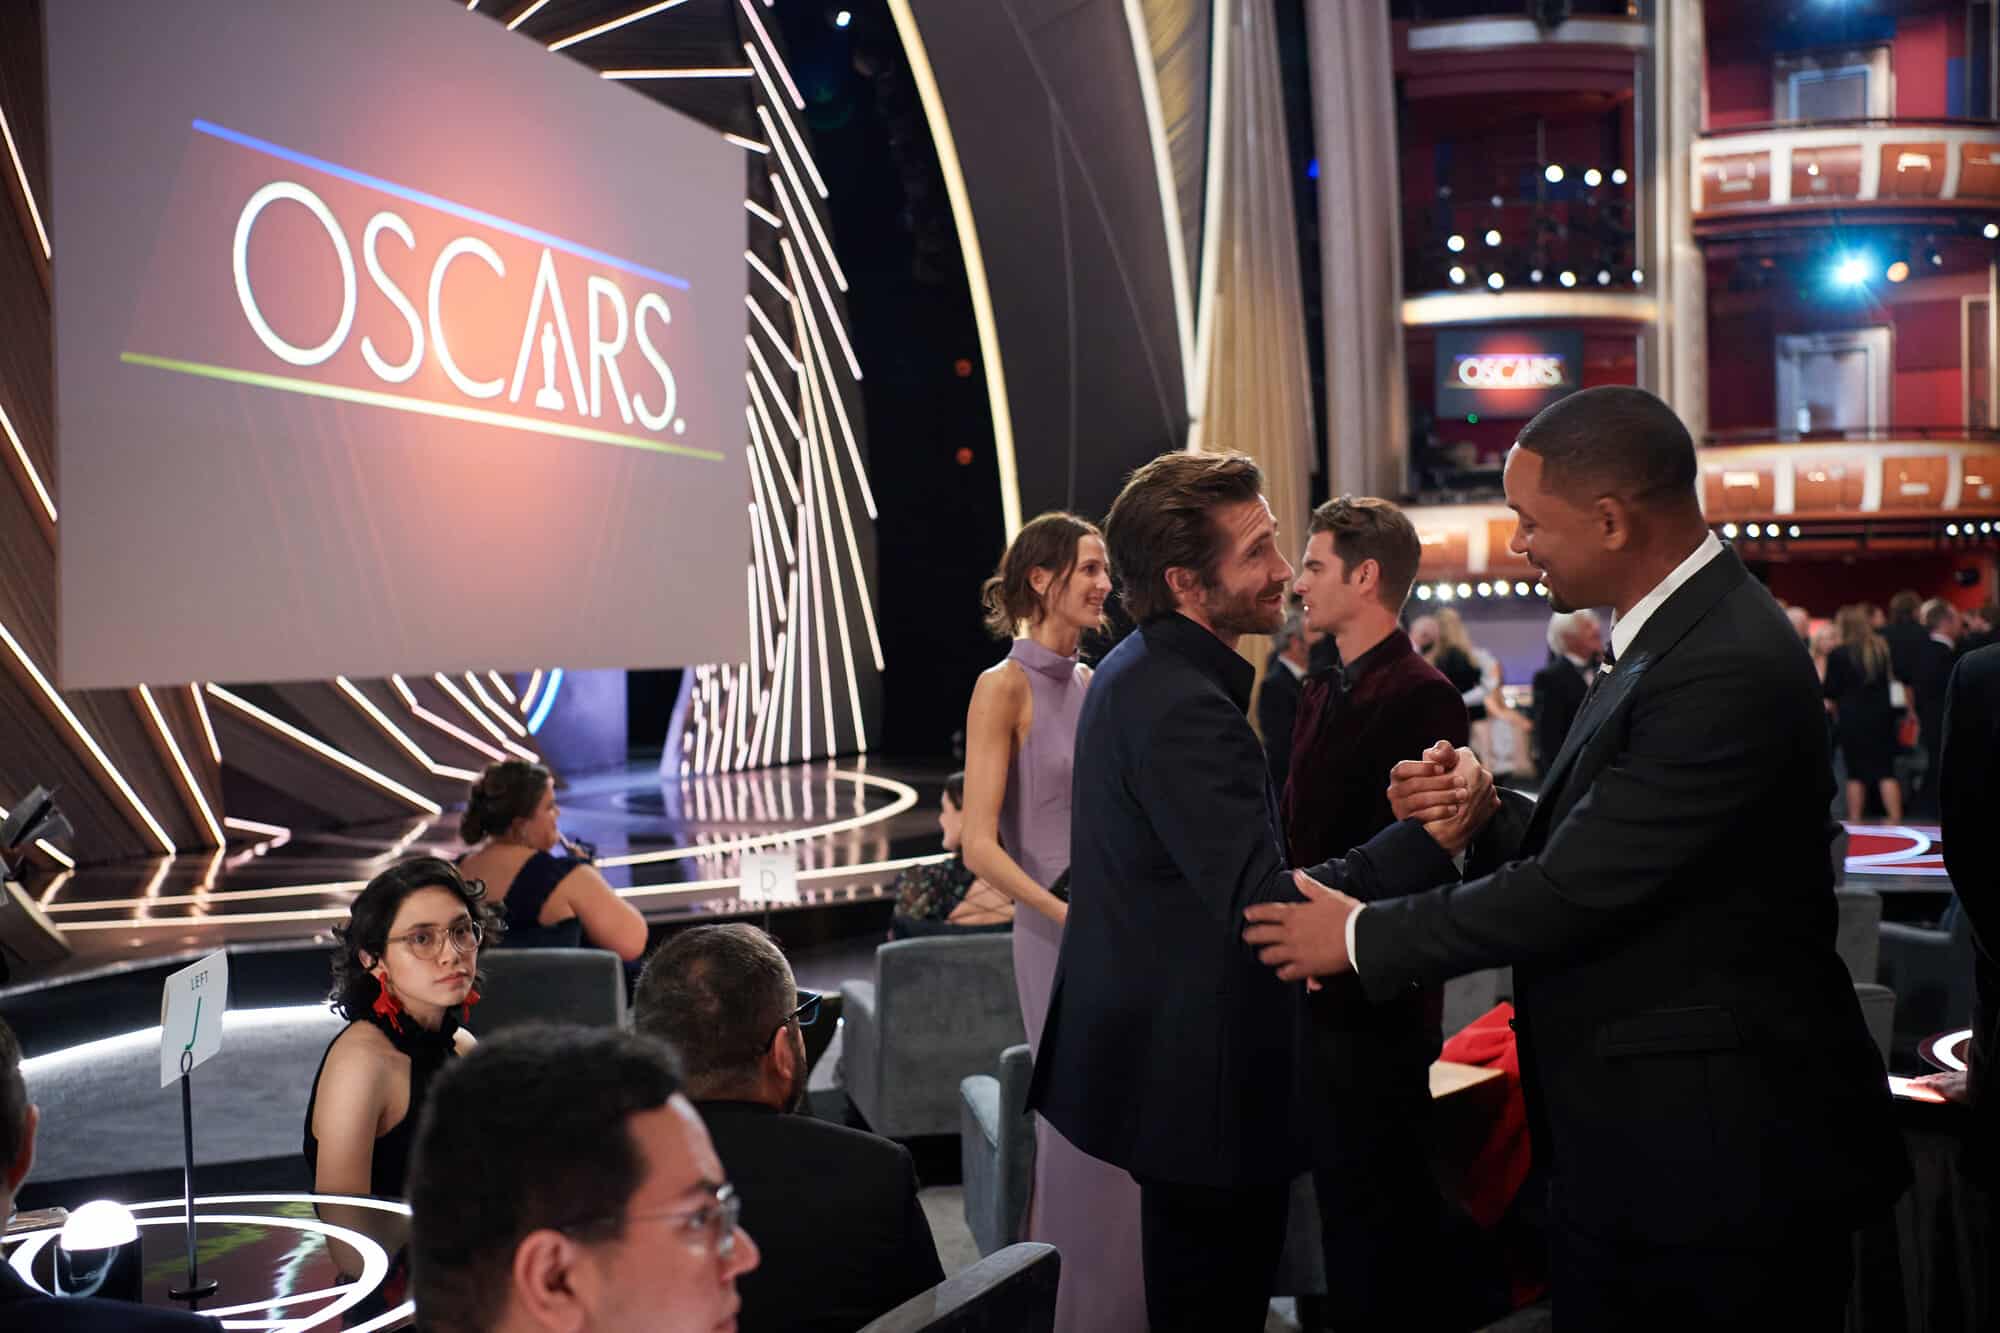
[
  {"x1": 1434, "y1": 328, "x2": 1584, "y2": 422},
  {"x1": 48, "y1": 0, "x2": 748, "y2": 689}
]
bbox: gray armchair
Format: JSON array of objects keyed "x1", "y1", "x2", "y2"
[
  {"x1": 960, "y1": 1044, "x2": 1035, "y2": 1257},
  {"x1": 1877, "y1": 898, "x2": 1977, "y2": 1052},
  {"x1": 1852, "y1": 982, "x2": 1895, "y2": 1062},
  {"x1": 1834, "y1": 887, "x2": 1883, "y2": 983},
  {"x1": 840, "y1": 934, "x2": 1024, "y2": 1138},
  {"x1": 855, "y1": 1242, "x2": 1059, "y2": 1333},
  {"x1": 466, "y1": 947, "x2": 627, "y2": 1036}
]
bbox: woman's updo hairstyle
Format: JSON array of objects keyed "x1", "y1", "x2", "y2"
[
  {"x1": 980, "y1": 511, "x2": 1101, "y2": 638},
  {"x1": 460, "y1": 759, "x2": 552, "y2": 844},
  {"x1": 328, "y1": 856, "x2": 502, "y2": 1021}
]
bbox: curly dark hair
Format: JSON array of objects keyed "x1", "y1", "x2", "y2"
[
  {"x1": 460, "y1": 760, "x2": 552, "y2": 844},
  {"x1": 329, "y1": 857, "x2": 504, "y2": 1022}
]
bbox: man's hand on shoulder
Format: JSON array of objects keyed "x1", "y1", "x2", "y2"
[{"x1": 1242, "y1": 869, "x2": 1361, "y2": 981}]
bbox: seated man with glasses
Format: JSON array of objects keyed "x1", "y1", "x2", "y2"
[
  {"x1": 408, "y1": 1024, "x2": 759, "y2": 1333},
  {"x1": 635, "y1": 924, "x2": 944, "y2": 1333}
]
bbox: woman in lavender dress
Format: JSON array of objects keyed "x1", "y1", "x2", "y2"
[{"x1": 961, "y1": 513, "x2": 1145, "y2": 1333}]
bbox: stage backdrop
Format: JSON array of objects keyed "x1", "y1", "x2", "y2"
[{"x1": 47, "y1": 0, "x2": 748, "y2": 690}]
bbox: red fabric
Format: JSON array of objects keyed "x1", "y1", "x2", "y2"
[{"x1": 1438, "y1": 1002, "x2": 1531, "y2": 1230}]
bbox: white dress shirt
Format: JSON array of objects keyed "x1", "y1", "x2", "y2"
[{"x1": 1343, "y1": 531, "x2": 1726, "y2": 975}]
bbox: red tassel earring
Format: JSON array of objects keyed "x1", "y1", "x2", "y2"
[
  {"x1": 372, "y1": 979, "x2": 404, "y2": 1034},
  {"x1": 461, "y1": 987, "x2": 482, "y2": 1023}
]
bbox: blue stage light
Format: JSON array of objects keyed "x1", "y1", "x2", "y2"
[{"x1": 1833, "y1": 253, "x2": 1875, "y2": 287}]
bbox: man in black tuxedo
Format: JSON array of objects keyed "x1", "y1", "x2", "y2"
[
  {"x1": 1884, "y1": 589, "x2": 1928, "y2": 690},
  {"x1": 634, "y1": 925, "x2": 943, "y2": 1333},
  {"x1": 1257, "y1": 608, "x2": 1314, "y2": 794},
  {"x1": 1529, "y1": 609, "x2": 1601, "y2": 779},
  {"x1": 1028, "y1": 451, "x2": 1489, "y2": 1333},
  {"x1": 1245, "y1": 386, "x2": 1909, "y2": 1328},
  {"x1": 0, "y1": 1018, "x2": 222, "y2": 1331},
  {"x1": 1933, "y1": 643, "x2": 2000, "y2": 1183},
  {"x1": 1912, "y1": 598, "x2": 1962, "y2": 817}
]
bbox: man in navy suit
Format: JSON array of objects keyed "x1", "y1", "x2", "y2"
[
  {"x1": 0, "y1": 1017, "x2": 222, "y2": 1331},
  {"x1": 1246, "y1": 387, "x2": 1909, "y2": 1328},
  {"x1": 1028, "y1": 451, "x2": 1492, "y2": 1332}
]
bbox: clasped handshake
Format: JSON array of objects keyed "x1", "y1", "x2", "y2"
[{"x1": 1240, "y1": 741, "x2": 1500, "y2": 982}]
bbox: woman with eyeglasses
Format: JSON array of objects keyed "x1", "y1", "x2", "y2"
[{"x1": 304, "y1": 856, "x2": 502, "y2": 1202}]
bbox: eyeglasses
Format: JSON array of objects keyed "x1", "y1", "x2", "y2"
[
  {"x1": 757, "y1": 990, "x2": 821, "y2": 1059},
  {"x1": 384, "y1": 917, "x2": 482, "y2": 961},
  {"x1": 566, "y1": 1184, "x2": 743, "y2": 1260}
]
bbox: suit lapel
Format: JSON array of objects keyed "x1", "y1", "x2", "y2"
[{"x1": 1525, "y1": 547, "x2": 1749, "y2": 843}]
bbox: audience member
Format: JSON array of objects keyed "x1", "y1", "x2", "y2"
[
  {"x1": 1884, "y1": 589, "x2": 1928, "y2": 689},
  {"x1": 1825, "y1": 605, "x2": 1906, "y2": 822},
  {"x1": 1930, "y1": 644, "x2": 1999, "y2": 1185},
  {"x1": 1785, "y1": 603, "x2": 1812, "y2": 644},
  {"x1": 305, "y1": 857, "x2": 495, "y2": 1201},
  {"x1": 633, "y1": 925, "x2": 943, "y2": 1332},
  {"x1": 1257, "y1": 608, "x2": 1314, "y2": 793},
  {"x1": 1529, "y1": 610, "x2": 1602, "y2": 778},
  {"x1": 1425, "y1": 607, "x2": 1497, "y2": 724},
  {"x1": 961, "y1": 511, "x2": 1141, "y2": 1331},
  {"x1": 0, "y1": 1017, "x2": 223, "y2": 1330},
  {"x1": 1408, "y1": 613, "x2": 1439, "y2": 657},
  {"x1": 1960, "y1": 603, "x2": 1998, "y2": 656},
  {"x1": 1030, "y1": 450, "x2": 1485, "y2": 1331},
  {"x1": 408, "y1": 1024, "x2": 758, "y2": 1333},
  {"x1": 458, "y1": 760, "x2": 647, "y2": 960},
  {"x1": 888, "y1": 772, "x2": 1013, "y2": 936},
  {"x1": 1811, "y1": 621, "x2": 1840, "y2": 684},
  {"x1": 1244, "y1": 386, "x2": 1907, "y2": 1328},
  {"x1": 1912, "y1": 599, "x2": 1963, "y2": 817},
  {"x1": 1282, "y1": 495, "x2": 1488, "y2": 1329}
]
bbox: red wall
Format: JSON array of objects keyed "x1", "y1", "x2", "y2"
[
  {"x1": 1703, "y1": 7, "x2": 1965, "y2": 128},
  {"x1": 1706, "y1": 34, "x2": 1773, "y2": 128},
  {"x1": 1760, "y1": 553, "x2": 1997, "y2": 618},
  {"x1": 1892, "y1": 11, "x2": 1965, "y2": 120}
]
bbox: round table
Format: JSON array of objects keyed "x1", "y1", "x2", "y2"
[
  {"x1": 3, "y1": 1192, "x2": 415, "y2": 1330},
  {"x1": 1918, "y1": 1027, "x2": 1974, "y2": 1074}
]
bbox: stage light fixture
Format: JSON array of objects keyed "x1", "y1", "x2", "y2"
[
  {"x1": 1788, "y1": 525, "x2": 1801, "y2": 538},
  {"x1": 1986, "y1": 222, "x2": 1999, "y2": 240},
  {"x1": 1456, "y1": 582, "x2": 1472, "y2": 598},
  {"x1": 1530, "y1": 268, "x2": 1544, "y2": 283},
  {"x1": 1447, "y1": 234, "x2": 1466, "y2": 252},
  {"x1": 1612, "y1": 167, "x2": 1628, "y2": 185},
  {"x1": 1747, "y1": 523, "x2": 1762, "y2": 537},
  {"x1": 1722, "y1": 523, "x2": 1739, "y2": 538},
  {"x1": 1533, "y1": 582, "x2": 1547, "y2": 597},
  {"x1": 1583, "y1": 168, "x2": 1602, "y2": 187},
  {"x1": 1928, "y1": 248, "x2": 1944, "y2": 267},
  {"x1": 1437, "y1": 583, "x2": 1455, "y2": 602},
  {"x1": 1494, "y1": 581, "x2": 1511, "y2": 597},
  {"x1": 1477, "y1": 582, "x2": 1493, "y2": 597},
  {"x1": 1947, "y1": 523, "x2": 1960, "y2": 536},
  {"x1": 1985, "y1": 522, "x2": 1995, "y2": 534},
  {"x1": 1545, "y1": 164, "x2": 1564, "y2": 183},
  {"x1": 1484, "y1": 229, "x2": 1502, "y2": 247},
  {"x1": 834, "y1": 9, "x2": 852, "y2": 26},
  {"x1": 1513, "y1": 581, "x2": 1530, "y2": 596},
  {"x1": 1559, "y1": 270, "x2": 1577, "y2": 287},
  {"x1": 1886, "y1": 260, "x2": 1910, "y2": 283},
  {"x1": 1596, "y1": 269, "x2": 1611, "y2": 285},
  {"x1": 1449, "y1": 265, "x2": 1466, "y2": 285},
  {"x1": 1490, "y1": 194, "x2": 1504, "y2": 208},
  {"x1": 1487, "y1": 272, "x2": 1505, "y2": 290},
  {"x1": 1833, "y1": 253, "x2": 1874, "y2": 287},
  {"x1": 1416, "y1": 585, "x2": 1433, "y2": 601}
]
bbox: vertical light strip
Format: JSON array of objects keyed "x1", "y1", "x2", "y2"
[
  {"x1": 506, "y1": 0, "x2": 554, "y2": 30},
  {"x1": 717, "y1": 666, "x2": 740, "y2": 775},
  {"x1": 798, "y1": 320, "x2": 870, "y2": 747},
  {"x1": 188, "y1": 684, "x2": 222, "y2": 763},
  {"x1": 520, "y1": 669, "x2": 546, "y2": 713},
  {"x1": 796, "y1": 504, "x2": 814, "y2": 758},
  {"x1": 464, "y1": 672, "x2": 531, "y2": 738},
  {"x1": 805, "y1": 470, "x2": 835, "y2": 751},
  {"x1": 746, "y1": 406, "x2": 802, "y2": 532},
  {"x1": 776, "y1": 573, "x2": 799, "y2": 764},
  {"x1": 737, "y1": 0, "x2": 806, "y2": 108},
  {"x1": 136, "y1": 685, "x2": 224, "y2": 846},
  {"x1": 767, "y1": 170, "x2": 863, "y2": 380},
  {"x1": 747, "y1": 376, "x2": 803, "y2": 498},
  {"x1": 435, "y1": 674, "x2": 538, "y2": 760},
  {"x1": 760, "y1": 123, "x2": 850, "y2": 293},
  {"x1": 747, "y1": 346, "x2": 804, "y2": 439},
  {"x1": 745, "y1": 466, "x2": 787, "y2": 632},
  {"x1": 747, "y1": 303, "x2": 803, "y2": 372},
  {"x1": 0, "y1": 618, "x2": 175, "y2": 853},
  {"x1": 486, "y1": 671, "x2": 517, "y2": 704},
  {"x1": 1121, "y1": 0, "x2": 1197, "y2": 402},
  {"x1": 744, "y1": 44, "x2": 830, "y2": 198},
  {"x1": 746, "y1": 249, "x2": 796, "y2": 304},
  {"x1": 885, "y1": 0, "x2": 1020, "y2": 537},
  {"x1": 782, "y1": 240, "x2": 885, "y2": 669},
  {"x1": 526, "y1": 668, "x2": 564, "y2": 734},
  {"x1": 549, "y1": 0, "x2": 694, "y2": 51},
  {"x1": 0, "y1": 101, "x2": 50, "y2": 262},
  {"x1": 205, "y1": 684, "x2": 442, "y2": 814},
  {"x1": 0, "y1": 400, "x2": 57, "y2": 523},
  {"x1": 336, "y1": 677, "x2": 480, "y2": 781},
  {"x1": 1186, "y1": 0, "x2": 1233, "y2": 453},
  {"x1": 746, "y1": 565, "x2": 765, "y2": 713},
  {"x1": 780, "y1": 237, "x2": 875, "y2": 511}
]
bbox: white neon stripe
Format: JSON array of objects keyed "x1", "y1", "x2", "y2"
[
  {"x1": 335, "y1": 677, "x2": 480, "y2": 782},
  {"x1": 748, "y1": 342, "x2": 804, "y2": 438},
  {"x1": 807, "y1": 475, "x2": 834, "y2": 752},
  {"x1": 779, "y1": 574, "x2": 799, "y2": 765},
  {"x1": 0, "y1": 101, "x2": 50, "y2": 262},
  {"x1": 0, "y1": 619, "x2": 174, "y2": 853},
  {"x1": 746, "y1": 197, "x2": 783, "y2": 228},
  {"x1": 747, "y1": 301, "x2": 803, "y2": 372},
  {"x1": 798, "y1": 336, "x2": 870, "y2": 749},
  {"x1": 745, "y1": 477, "x2": 786, "y2": 636},
  {"x1": 746, "y1": 373, "x2": 803, "y2": 501},
  {"x1": 223, "y1": 815, "x2": 291, "y2": 838},
  {"x1": 548, "y1": 0, "x2": 694, "y2": 51},
  {"x1": 737, "y1": 0, "x2": 806, "y2": 108},
  {"x1": 767, "y1": 169, "x2": 863, "y2": 378},
  {"x1": 1122, "y1": 0, "x2": 1197, "y2": 403},
  {"x1": 745, "y1": 44, "x2": 829, "y2": 198},
  {"x1": 506, "y1": 0, "x2": 553, "y2": 29},
  {"x1": 602, "y1": 66, "x2": 754, "y2": 79},
  {"x1": 519, "y1": 668, "x2": 545, "y2": 713},
  {"x1": 885, "y1": 0, "x2": 1019, "y2": 537},
  {"x1": 717, "y1": 666, "x2": 740, "y2": 774},
  {"x1": 0, "y1": 400, "x2": 55, "y2": 523},
  {"x1": 187, "y1": 684, "x2": 223, "y2": 763},
  {"x1": 724, "y1": 133, "x2": 773, "y2": 155},
  {"x1": 746, "y1": 249, "x2": 795, "y2": 305},
  {"x1": 760, "y1": 117, "x2": 849, "y2": 292},
  {"x1": 465, "y1": 671, "x2": 531, "y2": 738},
  {"x1": 747, "y1": 563, "x2": 767, "y2": 709},
  {"x1": 747, "y1": 408, "x2": 801, "y2": 540},
  {"x1": 206, "y1": 685, "x2": 440, "y2": 813},
  {"x1": 392, "y1": 675, "x2": 508, "y2": 762},
  {"x1": 782, "y1": 240, "x2": 884, "y2": 669},
  {"x1": 1186, "y1": 0, "x2": 1232, "y2": 453},
  {"x1": 781, "y1": 236, "x2": 875, "y2": 512},
  {"x1": 605, "y1": 771, "x2": 920, "y2": 868},
  {"x1": 748, "y1": 434, "x2": 795, "y2": 580},
  {"x1": 435, "y1": 674, "x2": 538, "y2": 760},
  {"x1": 136, "y1": 684, "x2": 224, "y2": 846}
]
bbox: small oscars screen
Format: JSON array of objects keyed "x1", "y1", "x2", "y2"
[{"x1": 49, "y1": 0, "x2": 749, "y2": 688}]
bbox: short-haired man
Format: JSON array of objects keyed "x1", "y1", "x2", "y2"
[
  {"x1": 1244, "y1": 386, "x2": 1909, "y2": 1326},
  {"x1": 1530, "y1": 609, "x2": 1603, "y2": 777},
  {"x1": 408, "y1": 1025, "x2": 759, "y2": 1333},
  {"x1": 1884, "y1": 588, "x2": 1928, "y2": 690},
  {"x1": 0, "y1": 1018, "x2": 223, "y2": 1330},
  {"x1": 1257, "y1": 607, "x2": 1316, "y2": 793},
  {"x1": 1913, "y1": 598, "x2": 1963, "y2": 816},
  {"x1": 1283, "y1": 495, "x2": 1480, "y2": 1329},
  {"x1": 1028, "y1": 451, "x2": 1491, "y2": 1331},
  {"x1": 1959, "y1": 602, "x2": 1998, "y2": 656},
  {"x1": 634, "y1": 925, "x2": 943, "y2": 1333}
]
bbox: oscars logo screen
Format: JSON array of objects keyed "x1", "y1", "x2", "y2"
[{"x1": 1434, "y1": 329, "x2": 1584, "y2": 421}]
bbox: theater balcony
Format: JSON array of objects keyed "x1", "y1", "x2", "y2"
[{"x1": 1697, "y1": 0, "x2": 2000, "y2": 233}]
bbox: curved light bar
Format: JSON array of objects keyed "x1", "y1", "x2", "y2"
[{"x1": 1120, "y1": 0, "x2": 1196, "y2": 402}]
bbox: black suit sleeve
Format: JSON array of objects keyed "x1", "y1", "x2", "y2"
[
  {"x1": 890, "y1": 1143, "x2": 947, "y2": 1297},
  {"x1": 1354, "y1": 652, "x2": 1798, "y2": 992},
  {"x1": 1530, "y1": 666, "x2": 1568, "y2": 771},
  {"x1": 1940, "y1": 655, "x2": 1997, "y2": 956},
  {"x1": 1256, "y1": 672, "x2": 1294, "y2": 792}
]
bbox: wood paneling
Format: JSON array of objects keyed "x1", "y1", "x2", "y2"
[
  {"x1": 1792, "y1": 457, "x2": 1868, "y2": 513},
  {"x1": 1700, "y1": 461, "x2": 1775, "y2": 517},
  {"x1": 1485, "y1": 516, "x2": 1530, "y2": 567},
  {"x1": 1700, "y1": 150, "x2": 1772, "y2": 210},
  {"x1": 1878, "y1": 141, "x2": 1946, "y2": 199},
  {"x1": 1416, "y1": 529, "x2": 1470, "y2": 577},
  {"x1": 1960, "y1": 451, "x2": 2000, "y2": 506},
  {"x1": 1958, "y1": 141, "x2": 2000, "y2": 200},
  {"x1": 1790, "y1": 144, "x2": 1862, "y2": 202},
  {"x1": 1881, "y1": 454, "x2": 1949, "y2": 511}
]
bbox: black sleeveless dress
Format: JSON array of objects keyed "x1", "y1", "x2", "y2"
[
  {"x1": 496, "y1": 850, "x2": 586, "y2": 949},
  {"x1": 302, "y1": 1010, "x2": 461, "y2": 1199}
]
